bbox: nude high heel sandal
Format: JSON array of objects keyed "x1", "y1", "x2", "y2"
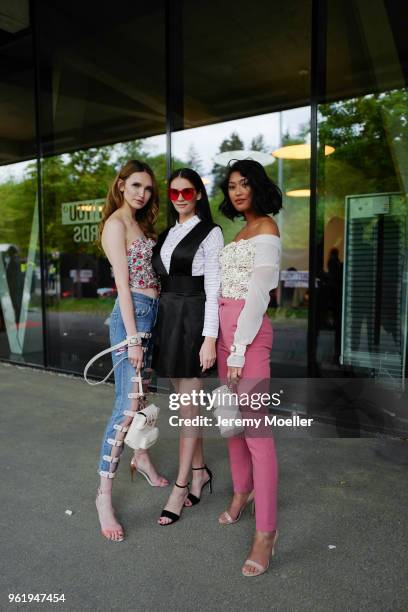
[
  {"x1": 218, "y1": 491, "x2": 255, "y2": 525},
  {"x1": 242, "y1": 530, "x2": 279, "y2": 577},
  {"x1": 129, "y1": 457, "x2": 169, "y2": 487}
]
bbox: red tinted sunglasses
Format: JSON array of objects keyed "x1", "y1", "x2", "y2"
[{"x1": 168, "y1": 187, "x2": 195, "y2": 201}]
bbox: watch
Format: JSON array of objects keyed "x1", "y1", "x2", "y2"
[{"x1": 127, "y1": 334, "x2": 142, "y2": 347}]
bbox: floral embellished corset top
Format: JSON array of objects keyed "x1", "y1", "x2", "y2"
[
  {"x1": 127, "y1": 237, "x2": 160, "y2": 291},
  {"x1": 219, "y1": 240, "x2": 256, "y2": 299}
]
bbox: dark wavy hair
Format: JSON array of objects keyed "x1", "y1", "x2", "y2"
[
  {"x1": 219, "y1": 159, "x2": 282, "y2": 220},
  {"x1": 168, "y1": 167, "x2": 213, "y2": 224}
]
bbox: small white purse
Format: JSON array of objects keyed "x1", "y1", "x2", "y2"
[
  {"x1": 124, "y1": 374, "x2": 160, "y2": 450},
  {"x1": 212, "y1": 384, "x2": 244, "y2": 437}
]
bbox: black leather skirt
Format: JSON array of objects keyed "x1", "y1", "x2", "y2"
[{"x1": 153, "y1": 275, "x2": 206, "y2": 378}]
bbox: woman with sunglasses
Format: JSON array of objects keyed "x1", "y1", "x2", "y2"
[
  {"x1": 95, "y1": 160, "x2": 168, "y2": 542},
  {"x1": 148, "y1": 167, "x2": 223, "y2": 525},
  {"x1": 217, "y1": 159, "x2": 282, "y2": 577}
]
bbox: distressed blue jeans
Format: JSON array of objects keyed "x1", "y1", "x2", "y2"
[{"x1": 98, "y1": 292, "x2": 159, "y2": 477}]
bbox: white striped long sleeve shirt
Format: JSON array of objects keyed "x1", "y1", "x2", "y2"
[{"x1": 160, "y1": 215, "x2": 224, "y2": 337}]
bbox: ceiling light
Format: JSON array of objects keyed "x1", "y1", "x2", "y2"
[
  {"x1": 286, "y1": 189, "x2": 311, "y2": 197},
  {"x1": 272, "y1": 144, "x2": 335, "y2": 159},
  {"x1": 213, "y1": 150, "x2": 275, "y2": 167}
]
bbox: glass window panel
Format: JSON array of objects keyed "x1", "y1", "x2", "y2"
[
  {"x1": 0, "y1": 0, "x2": 34, "y2": 165},
  {"x1": 174, "y1": 0, "x2": 311, "y2": 376},
  {"x1": 43, "y1": 137, "x2": 167, "y2": 374},
  {"x1": 316, "y1": 0, "x2": 408, "y2": 398},
  {"x1": 324, "y1": 0, "x2": 408, "y2": 102},
  {"x1": 182, "y1": 0, "x2": 311, "y2": 128},
  {"x1": 0, "y1": 161, "x2": 43, "y2": 365},
  {"x1": 34, "y1": 1, "x2": 167, "y2": 374},
  {"x1": 0, "y1": 5, "x2": 42, "y2": 365},
  {"x1": 35, "y1": 1, "x2": 166, "y2": 156}
]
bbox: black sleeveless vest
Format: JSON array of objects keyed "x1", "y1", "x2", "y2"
[
  {"x1": 151, "y1": 219, "x2": 220, "y2": 377},
  {"x1": 152, "y1": 221, "x2": 218, "y2": 293}
]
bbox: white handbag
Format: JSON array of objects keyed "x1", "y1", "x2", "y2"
[
  {"x1": 212, "y1": 384, "x2": 244, "y2": 437},
  {"x1": 124, "y1": 373, "x2": 160, "y2": 450}
]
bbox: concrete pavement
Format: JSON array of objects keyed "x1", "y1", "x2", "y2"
[{"x1": 0, "y1": 362, "x2": 407, "y2": 611}]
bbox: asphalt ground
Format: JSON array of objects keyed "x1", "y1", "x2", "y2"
[{"x1": 1, "y1": 362, "x2": 407, "y2": 612}]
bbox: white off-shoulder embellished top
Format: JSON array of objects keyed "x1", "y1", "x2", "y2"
[{"x1": 219, "y1": 234, "x2": 281, "y2": 367}]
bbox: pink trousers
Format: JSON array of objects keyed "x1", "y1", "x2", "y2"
[{"x1": 217, "y1": 297, "x2": 278, "y2": 532}]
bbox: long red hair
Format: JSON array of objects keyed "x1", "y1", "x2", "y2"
[{"x1": 99, "y1": 160, "x2": 159, "y2": 241}]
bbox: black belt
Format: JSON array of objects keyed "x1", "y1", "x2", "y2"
[{"x1": 160, "y1": 275, "x2": 205, "y2": 293}]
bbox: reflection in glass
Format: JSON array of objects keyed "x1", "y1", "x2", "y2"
[
  {"x1": 317, "y1": 90, "x2": 408, "y2": 386},
  {"x1": 0, "y1": 7, "x2": 42, "y2": 365},
  {"x1": 172, "y1": 107, "x2": 311, "y2": 376},
  {"x1": 0, "y1": 162, "x2": 43, "y2": 365},
  {"x1": 35, "y1": 1, "x2": 166, "y2": 156},
  {"x1": 43, "y1": 138, "x2": 166, "y2": 373},
  {"x1": 33, "y1": 1, "x2": 167, "y2": 374}
]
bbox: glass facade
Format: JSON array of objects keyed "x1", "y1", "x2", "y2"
[
  {"x1": 1, "y1": 0, "x2": 407, "y2": 431},
  {"x1": 315, "y1": 0, "x2": 408, "y2": 384}
]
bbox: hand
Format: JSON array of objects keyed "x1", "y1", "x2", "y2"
[
  {"x1": 128, "y1": 345, "x2": 143, "y2": 370},
  {"x1": 227, "y1": 366, "x2": 242, "y2": 383},
  {"x1": 199, "y1": 337, "x2": 217, "y2": 372}
]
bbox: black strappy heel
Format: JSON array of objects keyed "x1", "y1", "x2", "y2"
[
  {"x1": 185, "y1": 465, "x2": 213, "y2": 506},
  {"x1": 158, "y1": 482, "x2": 189, "y2": 526}
]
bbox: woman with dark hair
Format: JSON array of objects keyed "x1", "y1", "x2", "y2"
[
  {"x1": 95, "y1": 160, "x2": 168, "y2": 542},
  {"x1": 217, "y1": 159, "x2": 282, "y2": 576},
  {"x1": 147, "y1": 167, "x2": 223, "y2": 525}
]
